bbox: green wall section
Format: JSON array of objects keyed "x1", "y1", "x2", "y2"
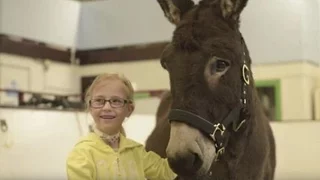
[
  {"x1": 255, "y1": 79, "x2": 282, "y2": 121},
  {"x1": 133, "y1": 92, "x2": 150, "y2": 100}
]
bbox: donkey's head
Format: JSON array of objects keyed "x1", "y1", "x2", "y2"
[{"x1": 157, "y1": 0, "x2": 253, "y2": 178}]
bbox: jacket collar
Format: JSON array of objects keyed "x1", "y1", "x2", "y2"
[
  {"x1": 93, "y1": 126, "x2": 120, "y2": 145},
  {"x1": 86, "y1": 130, "x2": 141, "y2": 153}
]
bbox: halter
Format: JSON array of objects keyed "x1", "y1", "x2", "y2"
[{"x1": 168, "y1": 36, "x2": 251, "y2": 161}]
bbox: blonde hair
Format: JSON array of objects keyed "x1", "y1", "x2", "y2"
[{"x1": 85, "y1": 73, "x2": 135, "y2": 136}]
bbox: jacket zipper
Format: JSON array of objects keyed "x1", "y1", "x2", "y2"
[{"x1": 116, "y1": 154, "x2": 120, "y2": 177}]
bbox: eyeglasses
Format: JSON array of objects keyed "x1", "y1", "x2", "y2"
[{"x1": 89, "y1": 97, "x2": 132, "y2": 109}]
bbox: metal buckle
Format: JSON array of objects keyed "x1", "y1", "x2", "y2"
[
  {"x1": 214, "y1": 147, "x2": 225, "y2": 162},
  {"x1": 210, "y1": 123, "x2": 226, "y2": 141},
  {"x1": 242, "y1": 64, "x2": 250, "y2": 85}
]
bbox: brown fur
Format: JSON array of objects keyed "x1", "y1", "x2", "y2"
[
  {"x1": 145, "y1": 91, "x2": 172, "y2": 158},
  {"x1": 146, "y1": 0, "x2": 276, "y2": 180}
]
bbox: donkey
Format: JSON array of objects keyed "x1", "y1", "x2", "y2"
[{"x1": 145, "y1": 0, "x2": 276, "y2": 179}]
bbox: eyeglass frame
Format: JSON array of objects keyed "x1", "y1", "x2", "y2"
[{"x1": 89, "y1": 97, "x2": 132, "y2": 109}]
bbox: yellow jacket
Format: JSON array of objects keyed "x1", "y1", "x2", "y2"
[{"x1": 66, "y1": 132, "x2": 176, "y2": 180}]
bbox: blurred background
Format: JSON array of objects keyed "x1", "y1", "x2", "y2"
[{"x1": 0, "y1": 0, "x2": 319, "y2": 179}]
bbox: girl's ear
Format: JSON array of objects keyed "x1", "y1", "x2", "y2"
[{"x1": 126, "y1": 103, "x2": 135, "y2": 117}]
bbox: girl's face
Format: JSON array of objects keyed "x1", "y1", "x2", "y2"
[{"x1": 89, "y1": 79, "x2": 134, "y2": 135}]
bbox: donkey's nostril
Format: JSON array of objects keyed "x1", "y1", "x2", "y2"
[
  {"x1": 192, "y1": 153, "x2": 203, "y2": 170},
  {"x1": 167, "y1": 152, "x2": 203, "y2": 176}
]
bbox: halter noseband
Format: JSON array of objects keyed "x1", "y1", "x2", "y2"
[{"x1": 168, "y1": 36, "x2": 251, "y2": 161}]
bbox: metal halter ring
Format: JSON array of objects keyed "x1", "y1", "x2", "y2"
[
  {"x1": 242, "y1": 64, "x2": 250, "y2": 85},
  {"x1": 233, "y1": 119, "x2": 246, "y2": 132}
]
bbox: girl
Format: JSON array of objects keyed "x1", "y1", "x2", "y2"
[{"x1": 66, "y1": 73, "x2": 176, "y2": 180}]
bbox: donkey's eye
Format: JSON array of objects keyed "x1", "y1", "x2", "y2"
[
  {"x1": 211, "y1": 59, "x2": 230, "y2": 74},
  {"x1": 216, "y1": 60, "x2": 229, "y2": 72}
]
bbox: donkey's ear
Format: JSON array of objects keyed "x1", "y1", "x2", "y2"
[
  {"x1": 219, "y1": 0, "x2": 248, "y2": 20},
  {"x1": 157, "y1": 0, "x2": 195, "y2": 25}
]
